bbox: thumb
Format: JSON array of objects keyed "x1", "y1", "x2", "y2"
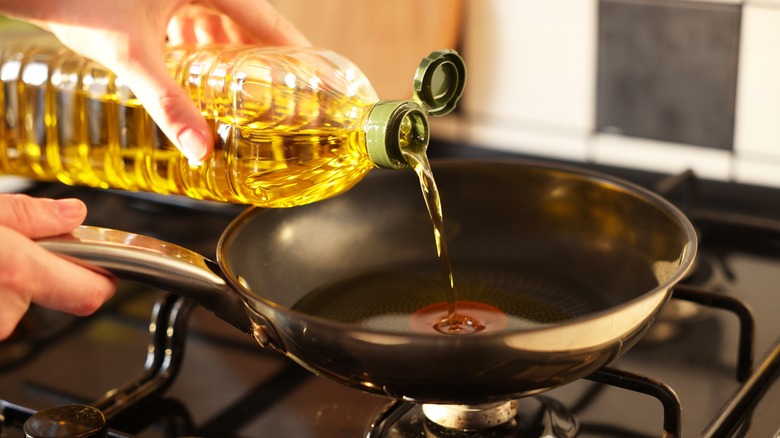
[
  {"x1": 119, "y1": 47, "x2": 213, "y2": 163},
  {"x1": 0, "y1": 195, "x2": 87, "y2": 239}
]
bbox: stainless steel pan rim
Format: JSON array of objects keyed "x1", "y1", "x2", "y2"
[{"x1": 217, "y1": 158, "x2": 697, "y2": 344}]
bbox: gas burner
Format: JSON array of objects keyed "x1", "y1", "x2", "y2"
[
  {"x1": 369, "y1": 397, "x2": 577, "y2": 437},
  {"x1": 22, "y1": 404, "x2": 107, "y2": 438},
  {"x1": 422, "y1": 401, "x2": 519, "y2": 430}
]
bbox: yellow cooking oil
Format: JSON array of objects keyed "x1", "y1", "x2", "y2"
[{"x1": 0, "y1": 43, "x2": 464, "y2": 208}]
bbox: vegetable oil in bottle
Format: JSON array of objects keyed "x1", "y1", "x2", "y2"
[{"x1": 0, "y1": 40, "x2": 465, "y2": 207}]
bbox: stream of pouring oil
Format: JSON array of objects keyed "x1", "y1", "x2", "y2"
[{"x1": 401, "y1": 148, "x2": 504, "y2": 335}]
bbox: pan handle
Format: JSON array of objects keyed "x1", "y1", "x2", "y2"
[{"x1": 37, "y1": 225, "x2": 252, "y2": 334}]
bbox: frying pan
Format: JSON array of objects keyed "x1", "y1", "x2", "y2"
[{"x1": 39, "y1": 159, "x2": 697, "y2": 404}]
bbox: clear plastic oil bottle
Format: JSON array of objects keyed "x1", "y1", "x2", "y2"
[{"x1": 0, "y1": 39, "x2": 465, "y2": 207}]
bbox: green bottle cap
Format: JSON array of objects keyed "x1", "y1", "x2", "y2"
[
  {"x1": 412, "y1": 49, "x2": 466, "y2": 116},
  {"x1": 364, "y1": 49, "x2": 465, "y2": 170}
]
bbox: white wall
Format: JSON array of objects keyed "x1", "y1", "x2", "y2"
[{"x1": 433, "y1": 0, "x2": 780, "y2": 188}]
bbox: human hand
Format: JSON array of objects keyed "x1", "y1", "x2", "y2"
[
  {"x1": 0, "y1": 0, "x2": 310, "y2": 162},
  {"x1": 0, "y1": 194, "x2": 116, "y2": 340}
]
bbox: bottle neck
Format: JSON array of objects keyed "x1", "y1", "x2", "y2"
[{"x1": 364, "y1": 101, "x2": 430, "y2": 170}]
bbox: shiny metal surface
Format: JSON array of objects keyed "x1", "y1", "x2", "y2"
[
  {"x1": 39, "y1": 227, "x2": 250, "y2": 334},
  {"x1": 421, "y1": 401, "x2": 518, "y2": 429},
  {"x1": 38, "y1": 159, "x2": 697, "y2": 405}
]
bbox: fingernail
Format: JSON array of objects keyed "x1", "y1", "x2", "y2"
[
  {"x1": 56, "y1": 198, "x2": 87, "y2": 220},
  {"x1": 178, "y1": 128, "x2": 210, "y2": 164}
]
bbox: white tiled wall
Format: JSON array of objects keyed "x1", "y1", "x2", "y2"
[{"x1": 436, "y1": 0, "x2": 780, "y2": 188}]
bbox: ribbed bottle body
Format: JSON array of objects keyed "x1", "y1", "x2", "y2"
[{"x1": 0, "y1": 42, "x2": 381, "y2": 207}]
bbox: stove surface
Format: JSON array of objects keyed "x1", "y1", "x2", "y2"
[{"x1": 1, "y1": 145, "x2": 780, "y2": 437}]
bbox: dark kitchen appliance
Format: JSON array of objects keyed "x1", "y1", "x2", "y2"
[{"x1": 1, "y1": 142, "x2": 779, "y2": 437}]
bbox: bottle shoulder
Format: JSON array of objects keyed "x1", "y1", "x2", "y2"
[{"x1": 166, "y1": 45, "x2": 380, "y2": 103}]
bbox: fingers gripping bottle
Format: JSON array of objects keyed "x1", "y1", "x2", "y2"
[{"x1": 0, "y1": 41, "x2": 465, "y2": 207}]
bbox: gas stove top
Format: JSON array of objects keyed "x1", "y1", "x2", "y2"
[{"x1": 1, "y1": 144, "x2": 779, "y2": 437}]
